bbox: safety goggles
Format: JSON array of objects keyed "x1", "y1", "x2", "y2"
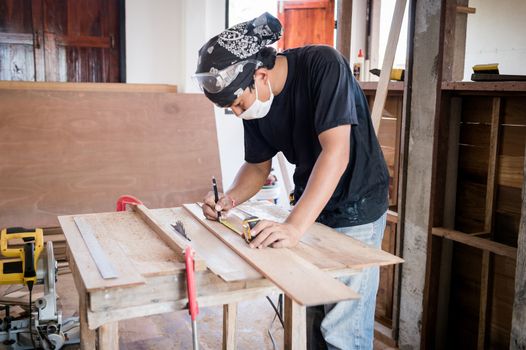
[{"x1": 193, "y1": 59, "x2": 262, "y2": 94}]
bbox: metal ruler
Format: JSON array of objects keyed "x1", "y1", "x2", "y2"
[{"x1": 74, "y1": 216, "x2": 118, "y2": 279}]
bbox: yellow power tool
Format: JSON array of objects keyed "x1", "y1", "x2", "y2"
[{"x1": 0, "y1": 227, "x2": 44, "y2": 287}]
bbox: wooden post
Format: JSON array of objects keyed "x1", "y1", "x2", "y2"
[
  {"x1": 284, "y1": 295, "x2": 306, "y2": 350},
  {"x1": 511, "y1": 144, "x2": 526, "y2": 349},
  {"x1": 222, "y1": 303, "x2": 237, "y2": 350},
  {"x1": 398, "y1": 0, "x2": 445, "y2": 348},
  {"x1": 335, "y1": 0, "x2": 352, "y2": 62},
  {"x1": 98, "y1": 321, "x2": 119, "y2": 350}
]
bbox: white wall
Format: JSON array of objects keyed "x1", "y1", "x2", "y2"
[
  {"x1": 126, "y1": 0, "x2": 251, "y2": 195},
  {"x1": 125, "y1": 0, "x2": 184, "y2": 85},
  {"x1": 378, "y1": 0, "x2": 409, "y2": 70},
  {"x1": 464, "y1": 0, "x2": 526, "y2": 80}
]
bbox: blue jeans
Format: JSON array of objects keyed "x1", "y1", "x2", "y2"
[{"x1": 307, "y1": 212, "x2": 387, "y2": 350}]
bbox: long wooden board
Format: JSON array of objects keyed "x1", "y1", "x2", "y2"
[{"x1": 184, "y1": 203, "x2": 360, "y2": 306}]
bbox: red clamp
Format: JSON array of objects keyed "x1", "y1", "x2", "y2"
[
  {"x1": 185, "y1": 246, "x2": 199, "y2": 321},
  {"x1": 116, "y1": 195, "x2": 143, "y2": 212}
]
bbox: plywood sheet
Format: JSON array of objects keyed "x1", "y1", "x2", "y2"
[
  {"x1": 184, "y1": 203, "x2": 360, "y2": 306},
  {"x1": 0, "y1": 89, "x2": 220, "y2": 228}
]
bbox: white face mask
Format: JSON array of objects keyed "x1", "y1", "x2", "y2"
[{"x1": 238, "y1": 79, "x2": 274, "y2": 120}]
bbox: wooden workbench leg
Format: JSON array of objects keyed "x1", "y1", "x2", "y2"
[
  {"x1": 79, "y1": 292, "x2": 96, "y2": 350},
  {"x1": 222, "y1": 303, "x2": 238, "y2": 350},
  {"x1": 98, "y1": 321, "x2": 119, "y2": 350},
  {"x1": 284, "y1": 296, "x2": 306, "y2": 350}
]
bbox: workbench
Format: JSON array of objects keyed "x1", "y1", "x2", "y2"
[{"x1": 59, "y1": 202, "x2": 402, "y2": 349}]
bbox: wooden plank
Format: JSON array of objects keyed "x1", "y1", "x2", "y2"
[
  {"x1": 133, "y1": 204, "x2": 206, "y2": 271},
  {"x1": 222, "y1": 303, "x2": 238, "y2": 350},
  {"x1": 335, "y1": 0, "x2": 352, "y2": 61},
  {"x1": 74, "y1": 216, "x2": 119, "y2": 279},
  {"x1": 183, "y1": 203, "x2": 360, "y2": 306},
  {"x1": 0, "y1": 91, "x2": 218, "y2": 228},
  {"x1": 370, "y1": 0, "x2": 407, "y2": 133},
  {"x1": 0, "y1": 80, "x2": 177, "y2": 92},
  {"x1": 284, "y1": 295, "x2": 306, "y2": 350},
  {"x1": 431, "y1": 227, "x2": 517, "y2": 259},
  {"x1": 510, "y1": 145, "x2": 526, "y2": 349},
  {"x1": 59, "y1": 215, "x2": 146, "y2": 291}
]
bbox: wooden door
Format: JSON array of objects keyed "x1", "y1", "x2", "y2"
[
  {"x1": 277, "y1": 0, "x2": 335, "y2": 51},
  {"x1": 0, "y1": 0, "x2": 122, "y2": 82}
]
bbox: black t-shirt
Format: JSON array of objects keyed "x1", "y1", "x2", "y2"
[{"x1": 243, "y1": 45, "x2": 389, "y2": 228}]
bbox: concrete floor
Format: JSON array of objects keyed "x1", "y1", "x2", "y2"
[{"x1": 2, "y1": 272, "x2": 395, "y2": 349}]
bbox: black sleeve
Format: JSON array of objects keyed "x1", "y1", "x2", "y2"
[
  {"x1": 243, "y1": 120, "x2": 278, "y2": 163},
  {"x1": 312, "y1": 61, "x2": 359, "y2": 135}
]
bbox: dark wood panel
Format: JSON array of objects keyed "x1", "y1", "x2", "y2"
[
  {"x1": 488, "y1": 255, "x2": 515, "y2": 349},
  {"x1": 0, "y1": 88, "x2": 220, "y2": 228},
  {"x1": 455, "y1": 180, "x2": 486, "y2": 233},
  {"x1": 462, "y1": 96, "x2": 493, "y2": 123},
  {"x1": 503, "y1": 97, "x2": 526, "y2": 126},
  {"x1": 446, "y1": 243, "x2": 482, "y2": 349},
  {"x1": 500, "y1": 125, "x2": 525, "y2": 157},
  {"x1": 458, "y1": 144, "x2": 489, "y2": 184},
  {"x1": 42, "y1": 0, "x2": 67, "y2": 34},
  {"x1": 0, "y1": 0, "x2": 33, "y2": 33}
]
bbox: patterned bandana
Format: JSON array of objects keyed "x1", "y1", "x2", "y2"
[{"x1": 195, "y1": 12, "x2": 282, "y2": 107}]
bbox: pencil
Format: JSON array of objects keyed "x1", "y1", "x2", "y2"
[{"x1": 212, "y1": 176, "x2": 221, "y2": 219}]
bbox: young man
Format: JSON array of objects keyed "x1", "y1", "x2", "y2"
[{"x1": 194, "y1": 12, "x2": 389, "y2": 350}]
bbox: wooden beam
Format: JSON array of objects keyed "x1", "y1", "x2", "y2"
[
  {"x1": 370, "y1": 0, "x2": 407, "y2": 133},
  {"x1": 431, "y1": 227, "x2": 517, "y2": 259},
  {"x1": 133, "y1": 204, "x2": 207, "y2": 271},
  {"x1": 335, "y1": 0, "x2": 352, "y2": 62},
  {"x1": 510, "y1": 144, "x2": 526, "y2": 349},
  {"x1": 398, "y1": 0, "x2": 445, "y2": 347}
]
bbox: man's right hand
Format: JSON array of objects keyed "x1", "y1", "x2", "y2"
[{"x1": 202, "y1": 191, "x2": 235, "y2": 220}]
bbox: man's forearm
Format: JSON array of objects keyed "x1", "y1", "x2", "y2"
[{"x1": 226, "y1": 161, "x2": 271, "y2": 205}]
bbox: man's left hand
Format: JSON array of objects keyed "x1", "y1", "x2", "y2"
[{"x1": 249, "y1": 220, "x2": 302, "y2": 249}]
